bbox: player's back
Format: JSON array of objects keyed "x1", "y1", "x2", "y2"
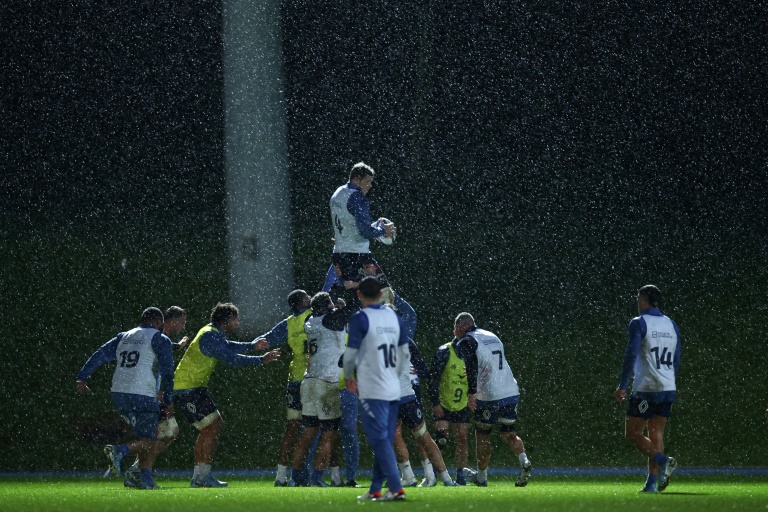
[
  {"x1": 634, "y1": 313, "x2": 678, "y2": 393},
  {"x1": 330, "y1": 184, "x2": 369, "y2": 253},
  {"x1": 304, "y1": 313, "x2": 346, "y2": 382},
  {"x1": 353, "y1": 305, "x2": 401, "y2": 401},
  {"x1": 470, "y1": 328, "x2": 520, "y2": 401},
  {"x1": 112, "y1": 326, "x2": 160, "y2": 398}
]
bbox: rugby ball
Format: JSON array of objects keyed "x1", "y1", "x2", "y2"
[{"x1": 372, "y1": 218, "x2": 396, "y2": 245}]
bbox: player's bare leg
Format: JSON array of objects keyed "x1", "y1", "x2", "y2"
[
  {"x1": 499, "y1": 431, "x2": 525, "y2": 457},
  {"x1": 291, "y1": 425, "x2": 318, "y2": 485},
  {"x1": 624, "y1": 416, "x2": 658, "y2": 461},
  {"x1": 393, "y1": 422, "x2": 417, "y2": 486},
  {"x1": 625, "y1": 415, "x2": 672, "y2": 492},
  {"x1": 475, "y1": 423, "x2": 492, "y2": 471},
  {"x1": 278, "y1": 420, "x2": 301, "y2": 467},
  {"x1": 413, "y1": 429, "x2": 446, "y2": 473},
  {"x1": 314, "y1": 430, "x2": 338, "y2": 471},
  {"x1": 195, "y1": 416, "x2": 224, "y2": 465},
  {"x1": 394, "y1": 423, "x2": 410, "y2": 463},
  {"x1": 190, "y1": 415, "x2": 228, "y2": 487},
  {"x1": 453, "y1": 423, "x2": 470, "y2": 471}
]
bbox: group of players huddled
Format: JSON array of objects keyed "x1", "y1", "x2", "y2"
[{"x1": 76, "y1": 162, "x2": 681, "y2": 497}]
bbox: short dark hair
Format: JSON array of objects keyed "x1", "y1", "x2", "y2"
[
  {"x1": 164, "y1": 306, "x2": 186, "y2": 321},
  {"x1": 357, "y1": 276, "x2": 383, "y2": 299},
  {"x1": 349, "y1": 162, "x2": 375, "y2": 181},
  {"x1": 638, "y1": 285, "x2": 662, "y2": 308},
  {"x1": 454, "y1": 312, "x2": 475, "y2": 330},
  {"x1": 211, "y1": 302, "x2": 239, "y2": 325},
  {"x1": 310, "y1": 292, "x2": 333, "y2": 315},
  {"x1": 287, "y1": 289, "x2": 308, "y2": 313},
  {"x1": 140, "y1": 307, "x2": 164, "y2": 325}
]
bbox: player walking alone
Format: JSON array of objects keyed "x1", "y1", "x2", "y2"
[{"x1": 614, "y1": 285, "x2": 681, "y2": 493}]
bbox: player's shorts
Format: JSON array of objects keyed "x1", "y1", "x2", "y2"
[
  {"x1": 111, "y1": 392, "x2": 160, "y2": 440},
  {"x1": 398, "y1": 397, "x2": 425, "y2": 430},
  {"x1": 286, "y1": 380, "x2": 302, "y2": 420},
  {"x1": 331, "y1": 252, "x2": 388, "y2": 285},
  {"x1": 475, "y1": 396, "x2": 520, "y2": 427},
  {"x1": 300, "y1": 378, "x2": 342, "y2": 421},
  {"x1": 172, "y1": 387, "x2": 220, "y2": 429},
  {"x1": 627, "y1": 396, "x2": 673, "y2": 419},
  {"x1": 434, "y1": 407, "x2": 470, "y2": 424}
]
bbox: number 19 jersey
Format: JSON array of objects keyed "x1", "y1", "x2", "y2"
[
  {"x1": 111, "y1": 326, "x2": 160, "y2": 398},
  {"x1": 470, "y1": 328, "x2": 520, "y2": 402}
]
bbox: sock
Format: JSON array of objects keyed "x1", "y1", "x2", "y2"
[
  {"x1": 140, "y1": 468, "x2": 153, "y2": 484},
  {"x1": 117, "y1": 445, "x2": 131, "y2": 457},
  {"x1": 645, "y1": 474, "x2": 658, "y2": 489},
  {"x1": 197, "y1": 463, "x2": 211, "y2": 479},
  {"x1": 331, "y1": 466, "x2": 342, "y2": 485},
  {"x1": 276, "y1": 464, "x2": 287, "y2": 482},
  {"x1": 652, "y1": 452, "x2": 669, "y2": 467},
  {"x1": 398, "y1": 461, "x2": 415, "y2": 482},
  {"x1": 129, "y1": 457, "x2": 140, "y2": 472},
  {"x1": 422, "y1": 459, "x2": 435, "y2": 481},
  {"x1": 518, "y1": 452, "x2": 531, "y2": 467},
  {"x1": 312, "y1": 469, "x2": 324, "y2": 483},
  {"x1": 457, "y1": 467, "x2": 465, "y2": 481},
  {"x1": 439, "y1": 470, "x2": 452, "y2": 484},
  {"x1": 192, "y1": 464, "x2": 200, "y2": 480},
  {"x1": 477, "y1": 469, "x2": 487, "y2": 483}
]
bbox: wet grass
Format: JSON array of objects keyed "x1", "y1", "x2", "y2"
[{"x1": 0, "y1": 475, "x2": 765, "y2": 512}]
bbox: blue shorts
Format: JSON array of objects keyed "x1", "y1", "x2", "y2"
[
  {"x1": 331, "y1": 253, "x2": 388, "y2": 285},
  {"x1": 173, "y1": 388, "x2": 218, "y2": 425},
  {"x1": 475, "y1": 396, "x2": 520, "y2": 426},
  {"x1": 627, "y1": 396, "x2": 673, "y2": 419},
  {"x1": 434, "y1": 407, "x2": 470, "y2": 424},
  {"x1": 398, "y1": 397, "x2": 425, "y2": 429},
  {"x1": 111, "y1": 392, "x2": 160, "y2": 440},
  {"x1": 286, "y1": 381, "x2": 302, "y2": 411}
]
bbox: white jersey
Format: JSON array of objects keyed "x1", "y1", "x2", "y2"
[
  {"x1": 470, "y1": 328, "x2": 520, "y2": 402},
  {"x1": 354, "y1": 307, "x2": 407, "y2": 401},
  {"x1": 111, "y1": 326, "x2": 160, "y2": 398},
  {"x1": 330, "y1": 184, "x2": 370, "y2": 253},
  {"x1": 398, "y1": 361, "x2": 416, "y2": 399},
  {"x1": 634, "y1": 314, "x2": 678, "y2": 393},
  {"x1": 304, "y1": 314, "x2": 346, "y2": 383}
]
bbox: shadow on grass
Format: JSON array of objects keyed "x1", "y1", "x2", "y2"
[{"x1": 660, "y1": 492, "x2": 711, "y2": 496}]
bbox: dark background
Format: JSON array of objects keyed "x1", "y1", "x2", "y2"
[{"x1": 1, "y1": 1, "x2": 766, "y2": 471}]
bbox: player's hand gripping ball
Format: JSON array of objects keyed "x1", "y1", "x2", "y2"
[{"x1": 372, "y1": 217, "x2": 396, "y2": 245}]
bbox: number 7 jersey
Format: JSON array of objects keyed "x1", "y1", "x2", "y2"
[{"x1": 471, "y1": 328, "x2": 520, "y2": 402}]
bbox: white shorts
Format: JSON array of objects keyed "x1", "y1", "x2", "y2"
[{"x1": 300, "y1": 378, "x2": 341, "y2": 420}]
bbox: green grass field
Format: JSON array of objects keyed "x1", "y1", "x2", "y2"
[{"x1": 1, "y1": 476, "x2": 765, "y2": 512}]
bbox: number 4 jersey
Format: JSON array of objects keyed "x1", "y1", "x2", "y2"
[{"x1": 111, "y1": 326, "x2": 161, "y2": 398}]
